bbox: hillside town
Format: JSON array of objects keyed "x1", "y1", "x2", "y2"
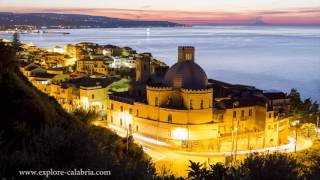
[{"x1": 1, "y1": 36, "x2": 303, "y2": 157}]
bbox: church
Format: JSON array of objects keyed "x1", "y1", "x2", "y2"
[{"x1": 106, "y1": 46, "x2": 289, "y2": 152}]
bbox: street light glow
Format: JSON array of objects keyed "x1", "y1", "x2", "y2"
[{"x1": 172, "y1": 128, "x2": 188, "y2": 140}]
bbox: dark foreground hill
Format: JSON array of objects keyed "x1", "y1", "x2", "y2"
[
  {"x1": 0, "y1": 43, "x2": 156, "y2": 179},
  {"x1": 0, "y1": 12, "x2": 182, "y2": 28}
]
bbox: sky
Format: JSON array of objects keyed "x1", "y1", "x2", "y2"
[{"x1": 0, "y1": 0, "x2": 319, "y2": 25}]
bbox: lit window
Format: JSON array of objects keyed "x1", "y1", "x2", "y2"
[
  {"x1": 120, "y1": 106, "x2": 123, "y2": 112},
  {"x1": 91, "y1": 94, "x2": 94, "y2": 99},
  {"x1": 233, "y1": 111, "x2": 237, "y2": 118},
  {"x1": 269, "y1": 113, "x2": 272, "y2": 119},
  {"x1": 111, "y1": 104, "x2": 114, "y2": 110}
]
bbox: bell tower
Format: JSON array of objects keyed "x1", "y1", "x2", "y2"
[
  {"x1": 178, "y1": 46, "x2": 195, "y2": 62},
  {"x1": 135, "y1": 55, "x2": 150, "y2": 83}
]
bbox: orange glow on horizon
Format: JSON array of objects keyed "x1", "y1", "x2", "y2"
[{"x1": 2, "y1": 7, "x2": 320, "y2": 25}]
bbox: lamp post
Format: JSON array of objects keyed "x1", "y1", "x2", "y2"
[
  {"x1": 317, "y1": 115, "x2": 319, "y2": 138},
  {"x1": 293, "y1": 120, "x2": 300, "y2": 153},
  {"x1": 231, "y1": 101, "x2": 239, "y2": 163}
]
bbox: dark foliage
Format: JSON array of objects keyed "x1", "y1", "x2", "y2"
[
  {"x1": 187, "y1": 153, "x2": 320, "y2": 180},
  {"x1": 0, "y1": 42, "x2": 156, "y2": 179},
  {"x1": 289, "y1": 88, "x2": 319, "y2": 124}
]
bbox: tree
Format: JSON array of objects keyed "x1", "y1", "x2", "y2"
[
  {"x1": 0, "y1": 43, "x2": 18, "y2": 73},
  {"x1": 208, "y1": 163, "x2": 229, "y2": 180},
  {"x1": 187, "y1": 161, "x2": 209, "y2": 180},
  {"x1": 289, "y1": 88, "x2": 320, "y2": 124},
  {"x1": 187, "y1": 153, "x2": 304, "y2": 180},
  {"x1": 12, "y1": 32, "x2": 22, "y2": 52},
  {"x1": 239, "y1": 153, "x2": 299, "y2": 180}
]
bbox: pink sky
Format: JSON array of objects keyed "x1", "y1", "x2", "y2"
[
  {"x1": 1, "y1": 7, "x2": 319, "y2": 25},
  {"x1": 1, "y1": 0, "x2": 319, "y2": 25}
]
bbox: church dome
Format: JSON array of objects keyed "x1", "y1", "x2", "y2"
[{"x1": 164, "y1": 61, "x2": 208, "y2": 90}]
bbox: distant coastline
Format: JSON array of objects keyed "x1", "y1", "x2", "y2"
[{"x1": 0, "y1": 12, "x2": 184, "y2": 30}]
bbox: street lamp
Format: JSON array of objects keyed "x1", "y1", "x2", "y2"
[
  {"x1": 317, "y1": 115, "x2": 319, "y2": 138},
  {"x1": 231, "y1": 101, "x2": 239, "y2": 163},
  {"x1": 292, "y1": 120, "x2": 300, "y2": 153}
]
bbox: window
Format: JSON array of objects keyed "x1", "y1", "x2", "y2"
[
  {"x1": 241, "y1": 110, "x2": 245, "y2": 117},
  {"x1": 120, "y1": 118, "x2": 123, "y2": 126},
  {"x1": 155, "y1": 97, "x2": 159, "y2": 106},
  {"x1": 269, "y1": 113, "x2": 272, "y2": 119},
  {"x1": 167, "y1": 96, "x2": 172, "y2": 105},
  {"x1": 111, "y1": 103, "x2": 114, "y2": 110},
  {"x1": 111, "y1": 116, "x2": 113, "y2": 123},
  {"x1": 233, "y1": 111, "x2": 237, "y2": 118},
  {"x1": 120, "y1": 106, "x2": 123, "y2": 112},
  {"x1": 91, "y1": 94, "x2": 94, "y2": 99},
  {"x1": 136, "y1": 125, "x2": 139, "y2": 132},
  {"x1": 249, "y1": 109, "x2": 252, "y2": 116},
  {"x1": 190, "y1": 99, "x2": 193, "y2": 109},
  {"x1": 200, "y1": 100, "x2": 204, "y2": 109},
  {"x1": 136, "y1": 109, "x2": 139, "y2": 116},
  {"x1": 168, "y1": 114, "x2": 172, "y2": 123},
  {"x1": 129, "y1": 108, "x2": 132, "y2": 114}
]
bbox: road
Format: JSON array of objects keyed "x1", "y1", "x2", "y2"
[{"x1": 92, "y1": 120, "x2": 313, "y2": 177}]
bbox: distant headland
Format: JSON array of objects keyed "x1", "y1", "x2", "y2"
[{"x1": 0, "y1": 12, "x2": 184, "y2": 31}]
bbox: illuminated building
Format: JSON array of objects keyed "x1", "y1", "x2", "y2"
[
  {"x1": 76, "y1": 59, "x2": 109, "y2": 75},
  {"x1": 48, "y1": 77, "x2": 114, "y2": 112},
  {"x1": 107, "y1": 46, "x2": 290, "y2": 152}
]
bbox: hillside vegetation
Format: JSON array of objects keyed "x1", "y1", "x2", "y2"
[{"x1": 0, "y1": 43, "x2": 156, "y2": 179}]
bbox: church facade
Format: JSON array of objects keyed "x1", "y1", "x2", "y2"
[{"x1": 106, "y1": 46, "x2": 289, "y2": 152}]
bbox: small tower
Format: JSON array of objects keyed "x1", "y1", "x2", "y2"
[
  {"x1": 178, "y1": 46, "x2": 195, "y2": 62},
  {"x1": 135, "y1": 55, "x2": 150, "y2": 83}
]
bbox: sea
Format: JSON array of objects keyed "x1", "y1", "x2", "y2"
[{"x1": 1, "y1": 26, "x2": 319, "y2": 101}]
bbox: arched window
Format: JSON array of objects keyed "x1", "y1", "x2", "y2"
[
  {"x1": 155, "y1": 97, "x2": 159, "y2": 106},
  {"x1": 168, "y1": 114, "x2": 172, "y2": 123},
  {"x1": 189, "y1": 99, "x2": 193, "y2": 109}
]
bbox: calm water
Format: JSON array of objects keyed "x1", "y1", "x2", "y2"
[{"x1": 1, "y1": 26, "x2": 319, "y2": 101}]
